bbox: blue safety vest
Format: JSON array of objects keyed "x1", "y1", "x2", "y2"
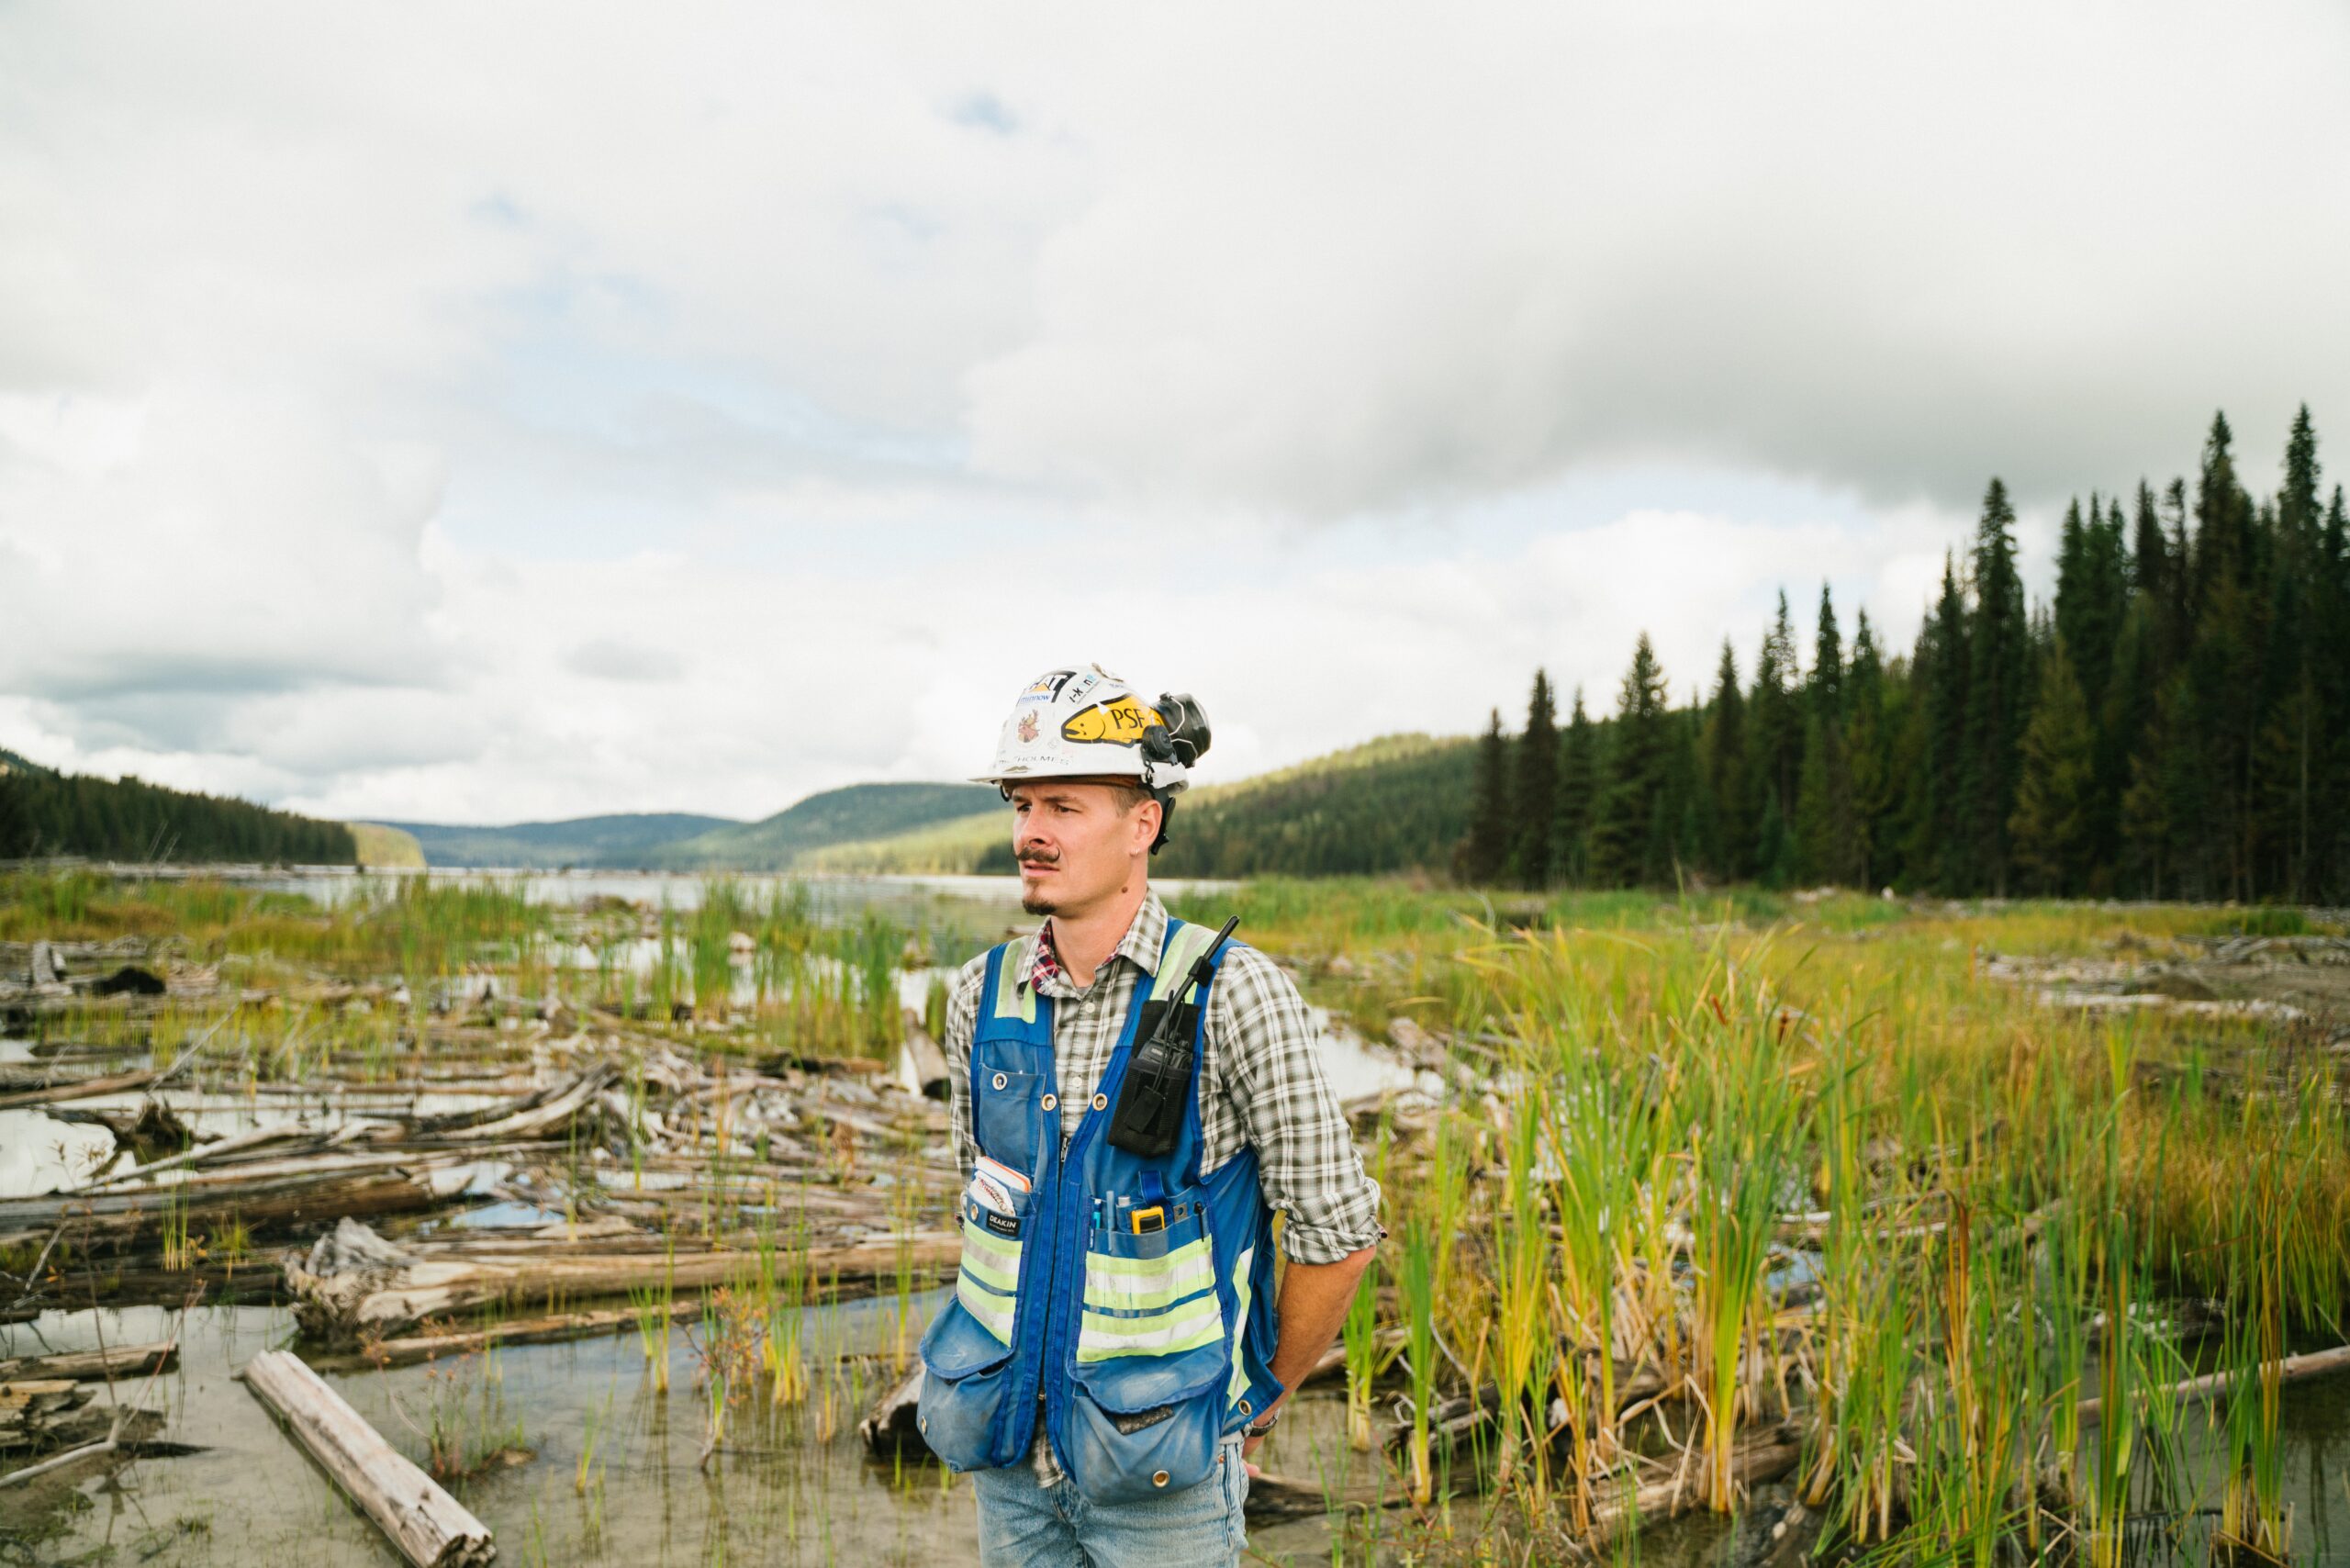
[{"x1": 917, "y1": 917, "x2": 1284, "y2": 1502}]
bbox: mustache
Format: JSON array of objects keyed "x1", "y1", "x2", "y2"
[{"x1": 1017, "y1": 844, "x2": 1061, "y2": 867}]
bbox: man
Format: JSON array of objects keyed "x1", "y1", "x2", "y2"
[{"x1": 920, "y1": 666, "x2": 1382, "y2": 1568}]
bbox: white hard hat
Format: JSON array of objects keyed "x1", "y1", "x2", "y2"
[{"x1": 974, "y1": 665, "x2": 1197, "y2": 795}]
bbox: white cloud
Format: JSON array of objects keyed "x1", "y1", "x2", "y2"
[{"x1": 0, "y1": 0, "x2": 2341, "y2": 823}]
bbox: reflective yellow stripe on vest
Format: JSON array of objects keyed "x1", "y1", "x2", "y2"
[
  {"x1": 991, "y1": 956, "x2": 1038, "y2": 1023},
  {"x1": 957, "y1": 1215, "x2": 1023, "y2": 1345},
  {"x1": 1225, "y1": 1245, "x2": 1257, "y2": 1405},
  {"x1": 1146, "y1": 921, "x2": 1221, "y2": 1003}
]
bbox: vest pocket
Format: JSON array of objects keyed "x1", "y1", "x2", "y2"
[
  {"x1": 915, "y1": 1296, "x2": 1019, "y2": 1471},
  {"x1": 1059, "y1": 1205, "x2": 1231, "y2": 1502},
  {"x1": 1063, "y1": 1337, "x2": 1228, "y2": 1502},
  {"x1": 1076, "y1": 1205, "x2": 1222, "y2": 1362},
  {"x1": 955, "y1": 1201, "x2": 1024, "y2": 1345},
  {"x1": 917, "y1": 1188, "x2": 1030, "y2": 1471}
]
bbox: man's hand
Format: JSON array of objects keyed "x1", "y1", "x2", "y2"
[{"x1": 1241, "y1": 1243, "x2": 1377, "y2": 1473}]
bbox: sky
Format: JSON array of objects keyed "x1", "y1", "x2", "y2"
[{"x1": 3, "y1": 2, "x2": 2346, "y2": 825}]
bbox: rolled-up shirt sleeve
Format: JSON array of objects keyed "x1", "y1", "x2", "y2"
[
  {"x1": 1203, "y1": 946, "x2": 1384, "y2": 1264},
  {"x1": 943, "y1": 954, "x2": 986, "y2": 1183}
]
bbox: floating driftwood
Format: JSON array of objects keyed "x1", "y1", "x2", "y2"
[
  {"x1": 0, "y1": 1338, "x2": 178, "y2": 1383},
  {"x1": 895, "y1": 1009, "x2": 951, "y2": 1101},
  {"x1": 2076, "y1": 1341, "x2": 2350, "y2": 1426},
  {"x1": 0, "y1": 1378, "x2": 165, "y2": 1453},
  {"x1": 0, "y1": 1160, "x2": 451, "y2": 1251},
  {"x1": 858, "y1": 1364, "x2": 925, "y2": 1459},
  {"x1": 1243, "y1": 1419, "x2": 1802, "y2": 1527},
  {"x1": 0, "y1": 1380, "x2": 92, "y2": 1450},
  {"x1": 241, "y1": 1349, "x2": 494, "y2": 1568},
  {"x1": 313, "y1": 1298, "x2": 699, "y2": 1372},
  {"x1": 285, "y1": 1215, "x2": 960, "y2": 1340},
  {"x1": 0, "y1": 1067, "x2": 162, "y2": 1111}
]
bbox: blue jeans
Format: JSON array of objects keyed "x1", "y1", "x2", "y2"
[{"x1": 969, "y1": 1433, "x2": 1250, "y2": 1567}]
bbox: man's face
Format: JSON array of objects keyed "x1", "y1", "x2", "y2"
[{"x1": 1008, "y1": 780, "x2": 1158, "y2": 918}]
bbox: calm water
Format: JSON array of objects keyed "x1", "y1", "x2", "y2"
[
  {"x1": 1, "y1": 1294, "x2": 1348, "y2": 1566},
  {"x1": 108, "y1": 866, "x2": 1233, "y2": 917},
  {"x1": 7, "y1": 1293, "x2": 2347, "y2": 1566}
]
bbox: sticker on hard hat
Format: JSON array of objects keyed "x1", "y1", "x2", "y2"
[
  {"x1": 1016, "y1": 711, "x2": 1039, "y2": 744},
  {"x1": 1021, "y1": 670, "x2": 1075, "y2": 701},
  {"x1": 1060, "y1": 696, "x2": 1163, "y2": 746}
]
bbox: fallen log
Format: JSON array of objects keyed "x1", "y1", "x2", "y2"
[
  {"x1": 0, "y1": 1067, "x2": 161, "y2": 1111},
  {"x1": 0, "y1": 1381, "x2": 93, "y2": 1450},
  {"x1": 71, "y1": 1121, "x2": 327, "y2": 1190},
  {"x1": 0, "y1": 1439, "x2": 199, "y2": 1485},
  {"x1": 393, "y1": 1062, "x2": 621, "y2": 1145},
  {"x1": 242, "y1": 1349, "x2": 494, "y2": 1567},
  {"x1": 285, "y1": 1216, "x2": 962, "y2": 1340},
  {"x1": 0, "y1": 1164, "x2": 445, "y2": 1252},
  {"x1": 2076, "y1": 1342, "x2": 2350, "y2": 1426},
  {"x1": 859, "y1": 1363, "x2": 925, "y2": 1458},
  {"x1": 896, "y1": 1010, "x2": 950, "y2": 1102},
  {"x1": 0, "y1": 1339, "x2": 178, "y2": 1383},
  {"x1": 312, "y1": 1298, "x2": 699, "y2": 1372},
  {"x1": 1242, "y1": 1421, "x2": 1802, "y2": 1529},
  {"x1": 1583, "y1": 1428, "x2": 1805, "y2": 1544}
]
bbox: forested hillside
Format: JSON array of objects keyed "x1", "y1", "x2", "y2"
[
  {"x1": 1462, "y1": 409, "x2": 2349, "y2": 902},
  {"x1": 1148, "y1": 735, "x2": 1474, "y2": 878},
  {"x1": 966, "y1": 735, "x2": 1473, "y2": 878},
  {"x1": 0, "y1": 756, "x2": 356, "y2": 865},
  {"x1": 651, "y1": 782, "x2": 1002, "y2": 870}
]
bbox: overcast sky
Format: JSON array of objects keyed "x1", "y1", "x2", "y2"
[{"x1": 4, "y1": 2, "x2": 2345, "y2": 824}]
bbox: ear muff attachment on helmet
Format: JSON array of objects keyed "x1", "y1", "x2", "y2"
[{"x1": 1139, "y1": 692, "x2": 1211, "y2": 855}]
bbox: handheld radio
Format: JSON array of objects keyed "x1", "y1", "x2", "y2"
[{"x1": 1104, "y1": 915, "x2": 1240, "y2": 1159}]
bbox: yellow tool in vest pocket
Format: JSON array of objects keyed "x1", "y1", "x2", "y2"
[{"x1": 1129, "y1": 1204, "x2": 1166, "y2": 1235}]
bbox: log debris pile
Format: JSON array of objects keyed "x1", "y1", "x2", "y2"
[{"x1": 4, "y1": 1015, "x2": 966, "y2": 1323}]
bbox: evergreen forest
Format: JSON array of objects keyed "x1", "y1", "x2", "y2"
[
  {"x1": 1459, "y1": 409, "x2": 2350, "y2": 902},
  {"x1": 0, "y1": 761, "x2": 356, "y2": 866}
]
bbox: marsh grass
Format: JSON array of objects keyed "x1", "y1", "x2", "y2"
[
  {"x1": 11, "y1": 864, "x2": 2345, "y2": 1562},
  {"x1": 1292, "y1": 883, "x2": 2350, "y2": 1561}
]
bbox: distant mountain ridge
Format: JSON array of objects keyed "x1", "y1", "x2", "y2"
[
  {"x1": 375, "y1": 783, "x2": 1005, "y2": 870},
  {"x1": 375, "y1": 812, "x2": 742, "y2": 869}
]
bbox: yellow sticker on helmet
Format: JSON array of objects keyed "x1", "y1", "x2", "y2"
[{"x1": 1060, "y1": 696, "x2": 1162, "y2": 746}]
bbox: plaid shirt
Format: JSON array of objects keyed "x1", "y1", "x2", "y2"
[{"x1": 944, "y1": 890, "x2": 1383, "y2": 1268}]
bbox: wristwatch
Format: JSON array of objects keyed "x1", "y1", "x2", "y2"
[{"x1": 1244, "y1": 1404, "x2": 1281, "y2": 1439}]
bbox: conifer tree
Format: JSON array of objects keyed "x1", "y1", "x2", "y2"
[
  {"x1": 2266, "y1": 408, "x2": 2322, "y2": 898},
  {"x1": 1963, "y1": 478, "x2": 2030, "y2": 893},
  {"x1": 1511, "y1": 670, "x2": 1560, "y2": 887},
  {"x1": 1808, "y1": 583, "x2": 1842, "y2": 717},
  {"x1": 1700, "y1": 641, "x2": 1750, "y2": 879},
  {"x1": 0, "y1": 777, "x2": 31, "y2": 859},
  {"x1": 2178, "y1": 412, "x2": 2264, "y2": 898},
  {"x1": 1794, "y1": 586, "x2": 1859, "y2": 884},
  {"x1": 1750, "y1": 593, "x2": 1802, "y2": 825},
  {"x1": 2131, "y1": 480, "x2": 2165, "y2": 603},
  {"x1": 1588, "y1": 635, "x2": 1671, "y2": 886},
  {"x1": 1554, "y1": 689, "x2": 1597, "y2": 885},
  {"x1": 2010, "y1": 642, "x2": 2096, "y2": 892},
  {"x1": 1907, "y1": 554, "x2": 1971, "y2": 888},
  {"x1": 1844, "y1": 610, "x2": 1894, "y2": 889},
  {"x1": 1460, "y1": 708, "x2": 1512, "y2": 885},
  {"x1": 2315, "y1": 486, "x2": 2350, "y2": 898}
]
